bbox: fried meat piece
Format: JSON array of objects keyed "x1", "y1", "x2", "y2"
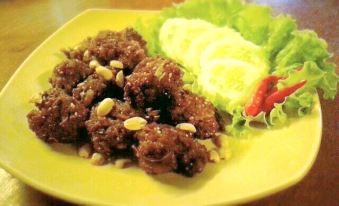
[
  {"x1": 63, "y1": 38, "x2": 93, "y2": 63},
  {"x1": 134, "y1": 123, "x2": 209, "y2": 177},
  {"x1": 64, "y1": 28, "x2": 147, "y2": 69},
  {"x1": 85, "y1": 100, "x2": 143, "y2": 156},
  {"x1": 171, "y1": 90, "x2": 220, "y2": 139},
  {"x1": 124, "y1": 57, "x2": 219, "y2": 138},
  {"x1": 49, "y1": 59, "x2": 94, "y2": 94},
  {"x1": 27, "y1": 89, "x2": 88, "y2": 143},
  {"x1": 72, "y1": 73, "x2": 109, "y2": 107},
  {"x1": 124, "y1": 57, "x2": 183, "y2": 109}
]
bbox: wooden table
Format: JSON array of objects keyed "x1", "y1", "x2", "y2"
[{"x1": 0, "y1": 0, "x2": 338, "y2": 205}]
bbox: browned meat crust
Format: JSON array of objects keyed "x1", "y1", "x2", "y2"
[
  {"x1": 85, "y1": 100, "x2": 143, "y2": 156},
  {"x1": 63, "y1": 28, "x2": 147, "y2": 69},
  {"x1": 124, "y1": 57, "x2": 219, "y2": 139},
  {"x1": 27, "y1": 88, "x2": 88, "y2": 143},
  {"x1": 134, "y1": 123, "x2": 209, "y2": 177},
  {"x1": 62, "y1": 39, "x2": 92, "y2": 63},
  {"x1": 72, "y1": 73, "x2": 109, "y2": 107},
  {"x1": 124, "y1": 56, "x2": 183, "y2": 109},
  {"x1": 27, "y1": 28, "x2": 221, "y2": 177},
  {"x1": 49, "y1": 59, "x2": 94, "y2": 94},
  {"x1": 171, "y1": 90, "x2": 220, "y2": 139}
]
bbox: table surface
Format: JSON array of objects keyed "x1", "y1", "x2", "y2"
[{"x1": 0, "y1": 0, "x2": 338, "y2": 205}]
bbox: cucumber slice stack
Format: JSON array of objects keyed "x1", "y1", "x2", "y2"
[{"x1": 159, "y1": 18, "x2": 269, "y2": 113}]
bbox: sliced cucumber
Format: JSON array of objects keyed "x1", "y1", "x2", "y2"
[
  {"x1": 200, "y1": 38, "x2": 268, "y2": 73},
  {"x1": 187, "y1": 27, "x2": 242, "y2": 75},
  {"x1": 159, "y1": 18, "x2": 185, "y2": 59},
  {"x1": 198, "y1": 59, "x2": 266, "y2": 112},
  {"x1": 159, "y1": 18, "x2": 215, "y2": 64},
  {"x1": 159, "y1": 18, "x2": 270, "y2": 113}
]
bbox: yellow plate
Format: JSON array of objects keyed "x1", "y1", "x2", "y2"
[{"x1": 0, "y1": 9, "x2": 322, "y2": 206}]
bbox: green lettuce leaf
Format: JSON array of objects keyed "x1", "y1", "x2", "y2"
[
  {"x1": 277, "y1": 61, "x2": 338, "y2": 100},
  {"x1": 135, "y1": 0, "x2": 245, "y2": 56},
  {"x1": 284, "y1": 91, "x2": 315, "y2": 116},
  {"x1": 268, "y1": 102, "x2": 287, "y2": 126},
  {"x1": 135, "y1": 18, "x2": 164, "y2": 56},
  {"x1": 264, "y1": 15, "x2": 297, "y2": 62},
  {"x1": 226, "y1": 107, "x2": 250, "y2": 137},
  {"x1": 226, "y1": 108, "x2": 269, "y2": 136},
  {"x1": 277, "y1": 61, "x2": 325, "y2": 89},
  {"x1": 164, "y1": 0, "x2": 244, "y2": 25},
  {"x1": 230, "y1": 4, "x2": 272, "y2": 45},
  {"x1": 317, "y1": 61, "x2": 338, "y2": 99},
  {"x1": 274, "y1": 30, "x2": 331, "y2": 73},
  {"x1": 135, "y1": 0, "x2": 338, "y2": 136}
]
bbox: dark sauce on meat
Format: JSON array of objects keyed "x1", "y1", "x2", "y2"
[{"x1": 27, "y1": 28, "x2": 221, "y2": 177}]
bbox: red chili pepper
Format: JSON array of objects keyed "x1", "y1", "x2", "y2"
[
  {"x1": 245, "y1": 75, "x2": 281, "y2": 116},
  {"x1": 263, "y1": 80, "x2": 307, "y2": 113},
  {"x1": 268, "y1": 86, "x2": 278, "y2": 95}
]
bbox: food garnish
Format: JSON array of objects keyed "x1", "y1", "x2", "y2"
[{"x1": 136, "y1": 0, "x2": 338, "y2": 135}]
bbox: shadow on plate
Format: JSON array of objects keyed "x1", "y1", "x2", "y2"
[
  {"x1": 152, "y1": 135, "x2": 253, "y2": 190},
  {"x1": 151, "y1": 161, "x2": 224, "y2": 190},
  {"x1": 50, "y1": 143, "x2": 78, "y2": 156}
]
